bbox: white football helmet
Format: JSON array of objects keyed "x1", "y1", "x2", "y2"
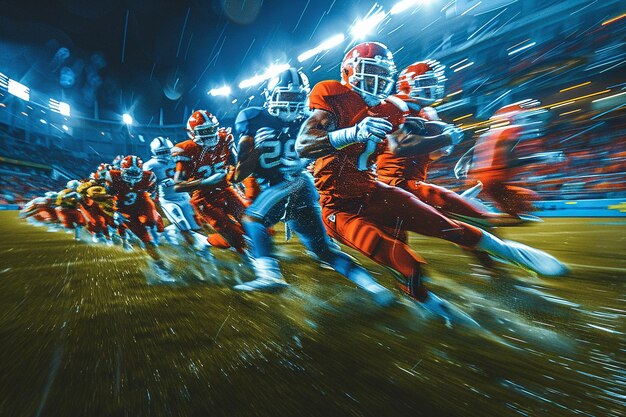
[{"x1": 150, "y1": 136, "x2": 174, "y2": 160}]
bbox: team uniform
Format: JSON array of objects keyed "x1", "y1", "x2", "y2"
[
  {"x1": 106, "y1": 169, "x2": 160, "y2": 243},
  {"x1": 376, "y1": 93, "x2": 510, "y2": 227},
  {"x1": 143, "y1": 157, "x2": 200, "y2": 232},
  {"x1": 20, "y1": 195, "x2": 59, "y2": 225},
  {"x1": 171, "y1": 134, "x2": 248, "y2": 253},
  {"x1": 232, "y1": 66, "x2": 393, "y2": 302},
  {"x1": 307, "y1": 80, "x2": 485, "y2": 300},
  {"x1": 76, "y1": 178, "x2": 116, "y2": 240},
  {"x1": 55, "y1": 187, "x2": 87, "y2": 230},
  {"x1": 469, "y1": 125, "x2": 539, "y2": 216}
]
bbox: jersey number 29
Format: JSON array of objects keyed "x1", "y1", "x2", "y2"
[{"x1": 259, "y1": 139, "x2": 297, "y2": 169}]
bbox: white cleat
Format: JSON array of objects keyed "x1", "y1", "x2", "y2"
[
  {"x1": 92, "y1": 232, "x2": 108, "y2": 244},
  {"x1": 152, "y1": 261, "x2": 177, "y2": 283},
  {"x1": 122, "y1": 239, "x2": 133, "y2": 252},
  {"x1": 363, "y1": 282, "x2": 395, "y2": 307},
  {"x1": 477, "y1": 232, "x2": 568, "y2": 277},
  {"x1": 233, "y1": 277, "x2": 289, "y2": 292},
  {"x1": 233, "y1": 257, "x2": 288, "y2": 292},
  {"x1": 499, "y1": 239, "x2": 569, "y2": 277},
  {"x1": 419, "y1": 292, "x2": 480, "y2": 328}
]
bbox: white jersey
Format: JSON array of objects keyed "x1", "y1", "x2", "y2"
[{"x1": 143, "y1": 158, "x2": 188, "y2": 202}]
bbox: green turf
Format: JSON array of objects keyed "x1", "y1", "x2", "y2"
[{"x1": 0, "y1": 212, "x2": 624, "y2": 417}]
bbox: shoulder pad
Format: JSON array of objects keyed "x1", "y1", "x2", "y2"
[
  {"x1": 171, "y1": 142, "x2": 193, "y2": 162},
  {"x1": 311, "y1": 80, "x2": 348, "y2": 97},
  {"x1": 235, "y1": 107, "x2": 265, "y2": 139}
]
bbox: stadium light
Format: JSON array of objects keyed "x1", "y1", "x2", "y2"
[
  {"x1": 62, "y1": 124, "x2": 69, "y2": 131},
  {"x1": 8, "y1": 79, "x2": 30, "y2": 101},
  {"x1": 238, "y1": 63, "x2": 290, "y2": 89},
  {"x1": 208, "y1": 86, "x2": 232, "y2": 96},
  {"x1": 390, "y1": 0, "x2": 420, "y2": 15},
  {"x1": 122, "y1": 113, "x2": 133, "y2": 125},
  {"x1": 298, "y1": 34, "x2": 345, "y2": 62},
  {"x1": 351, "y1": 9, "x2": 387, "y2": 39},
  {"x1": 39, "y1": 118, "x2": 47, "y2": 124},
  {"x1": 49, "y1": 99, "x2": 71, "y2": 116}
]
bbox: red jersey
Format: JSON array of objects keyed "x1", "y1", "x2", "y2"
[
  {"x1": 376, "y1": 93, "x2": 441, "y2": 184},
  {"x1": 308, "y1": 80, "x2": 407, "y2": 207},
  {"x1": 106, "y1": 169, "x2": 156, "y2": 213},
  {"x1": 470, "y1": 125, "x2": 523, "y2": 182},
  {"x1": 171, "y1": 136, "x2": 235, "y2": 199}
]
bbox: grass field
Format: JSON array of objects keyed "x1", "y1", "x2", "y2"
[{"x1": 0, "y1": 211, "x2": 624, "y2": 417}]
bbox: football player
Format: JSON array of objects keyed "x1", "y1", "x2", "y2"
[
  {"x1": 172, "y1": 111, "x2": 248, "y2": 256},
  {"x1": 55, "y1": 180, "x2": 88, "y2": 240},
  {"x1": 296, "y1": 41, "x2": 568, "y2": 318},
  {"x1": 465, "y1": 101, "x2": 558, "y2": 219},
  {"x1": 106, "y1": 156, "x2": 175, "y2": 282},
  {"x1": 376, "y1": 60, "x2": 518, "y2": 227},
  {"x1": 230, "y1": 67, "x2": 393, "y2": 304},
  {"x1": 144, "y1": 136, "x2": 217, "y2": 268},
  {"x1": 19, "y1": 192, "x2": 60, "y2": 230},
  {"x1": 77, "y1": 164, "x2": 117, "y2": 245}
]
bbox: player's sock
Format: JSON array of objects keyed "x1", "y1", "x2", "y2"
[{"x1": 243, "y1": 220, "x2": 273, "y2": 259}]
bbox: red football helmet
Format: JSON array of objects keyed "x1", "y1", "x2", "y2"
[
  {"x1": 490, "y1": 100, "x2": 548, "y2": 138},
  {"x1": 120, "y1": 155, "x2": 144, "y2": 186},
  {"x1": 186, "y1": 110, "x2": 220, "y2": 147},
  {"x1": 396, "y1": 60, "x2": 446, "y2": 105},
  {"x1": 341, "y1": 42, "x2": 397, "y2": 105}
]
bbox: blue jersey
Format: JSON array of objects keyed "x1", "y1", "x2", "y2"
[{"x1": 235, "y1": 107, "x2": 304, "y2": 185}]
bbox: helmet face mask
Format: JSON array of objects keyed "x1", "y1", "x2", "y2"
[
  {"x1": 349, "y1": 60, "x2": 396, "y2": 102},
  {"x1": 265, "y1": 68, "x2": 310, "y2": 122},
  {"x1": 397, "y1": 60, "x2": 446, "y2": 105},
  {"x1": 193, "y1": 126, "x2": 219, "y2": 147},
  {"x1": 121, "y1": 168, "x2": 142, "y2": 186},
  {"x1": 186, "y1": 110, "x2": 220, "y2": 148},
  {"x1": 120, "y1": 156, "x2": 144, "y2": 186},
  {"x1": 407, "y1": 73, "x2": 444, "y2": 104},
  {"x1": 341, "y1": 42, "x2": 397, "y2": 105}
]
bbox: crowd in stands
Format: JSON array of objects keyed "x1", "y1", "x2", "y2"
[
  {"x1": 430, "y1": 119, "x2": 626, "y2": 200},
  {"x1": 1, "y1": 113, "x2": 625, "y2": 207}
]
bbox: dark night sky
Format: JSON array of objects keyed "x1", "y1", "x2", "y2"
[{"x1": 0, "y1": 0, "x2": 380, "y2": 124}]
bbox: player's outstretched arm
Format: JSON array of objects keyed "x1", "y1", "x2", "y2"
[{"x1": 295, "y1": 109, "x2": 338, "y2": 159}]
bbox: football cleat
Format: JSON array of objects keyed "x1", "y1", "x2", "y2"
[
  {"x1": 362, "y1": 282, "x2": 395, "y2": 307},
  {"x1": 92, "y1": 232, "x2": 108, "y2": 244},
  {"x1": 152, "y1": 261, "x2": 177, "y2": 283},
  {"x1": 233, "y1": 257, "x2": 288, "y2": 292},
  {"x1": 419, "y1": 292, "x2": 480, "y2": 328},
  {"x1": 122, "y1": 239, "x2": 133, "y2": 252},
  {"x1": 477, "y1": 232, "x2": 568, "y2": 277}
]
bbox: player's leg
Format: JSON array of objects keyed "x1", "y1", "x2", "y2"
[
  {"x1": 284, "y1": 178, "x2": 395, "y2": 305},
  {"x1": 321, "y1": 206, "x2": 429, "y2": 301},
  {"x1": 195, "y1": 199, "x2": 247, "y2": 254},
  {"x1": 234, "y1": 178, "x2": 303, "y2": 291},
  {"x1": 500, "y1": 185, "x2": 539, "y2": 216},
  {"x1": 371, "y1": 184, "x2": 568, "y2": 276},
  {"x1": 405, "y1": 181, "x2": 519, "y2": 227},
  {"x1": 127, "y1": 216, "x2": 175, "y2": 282}
]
